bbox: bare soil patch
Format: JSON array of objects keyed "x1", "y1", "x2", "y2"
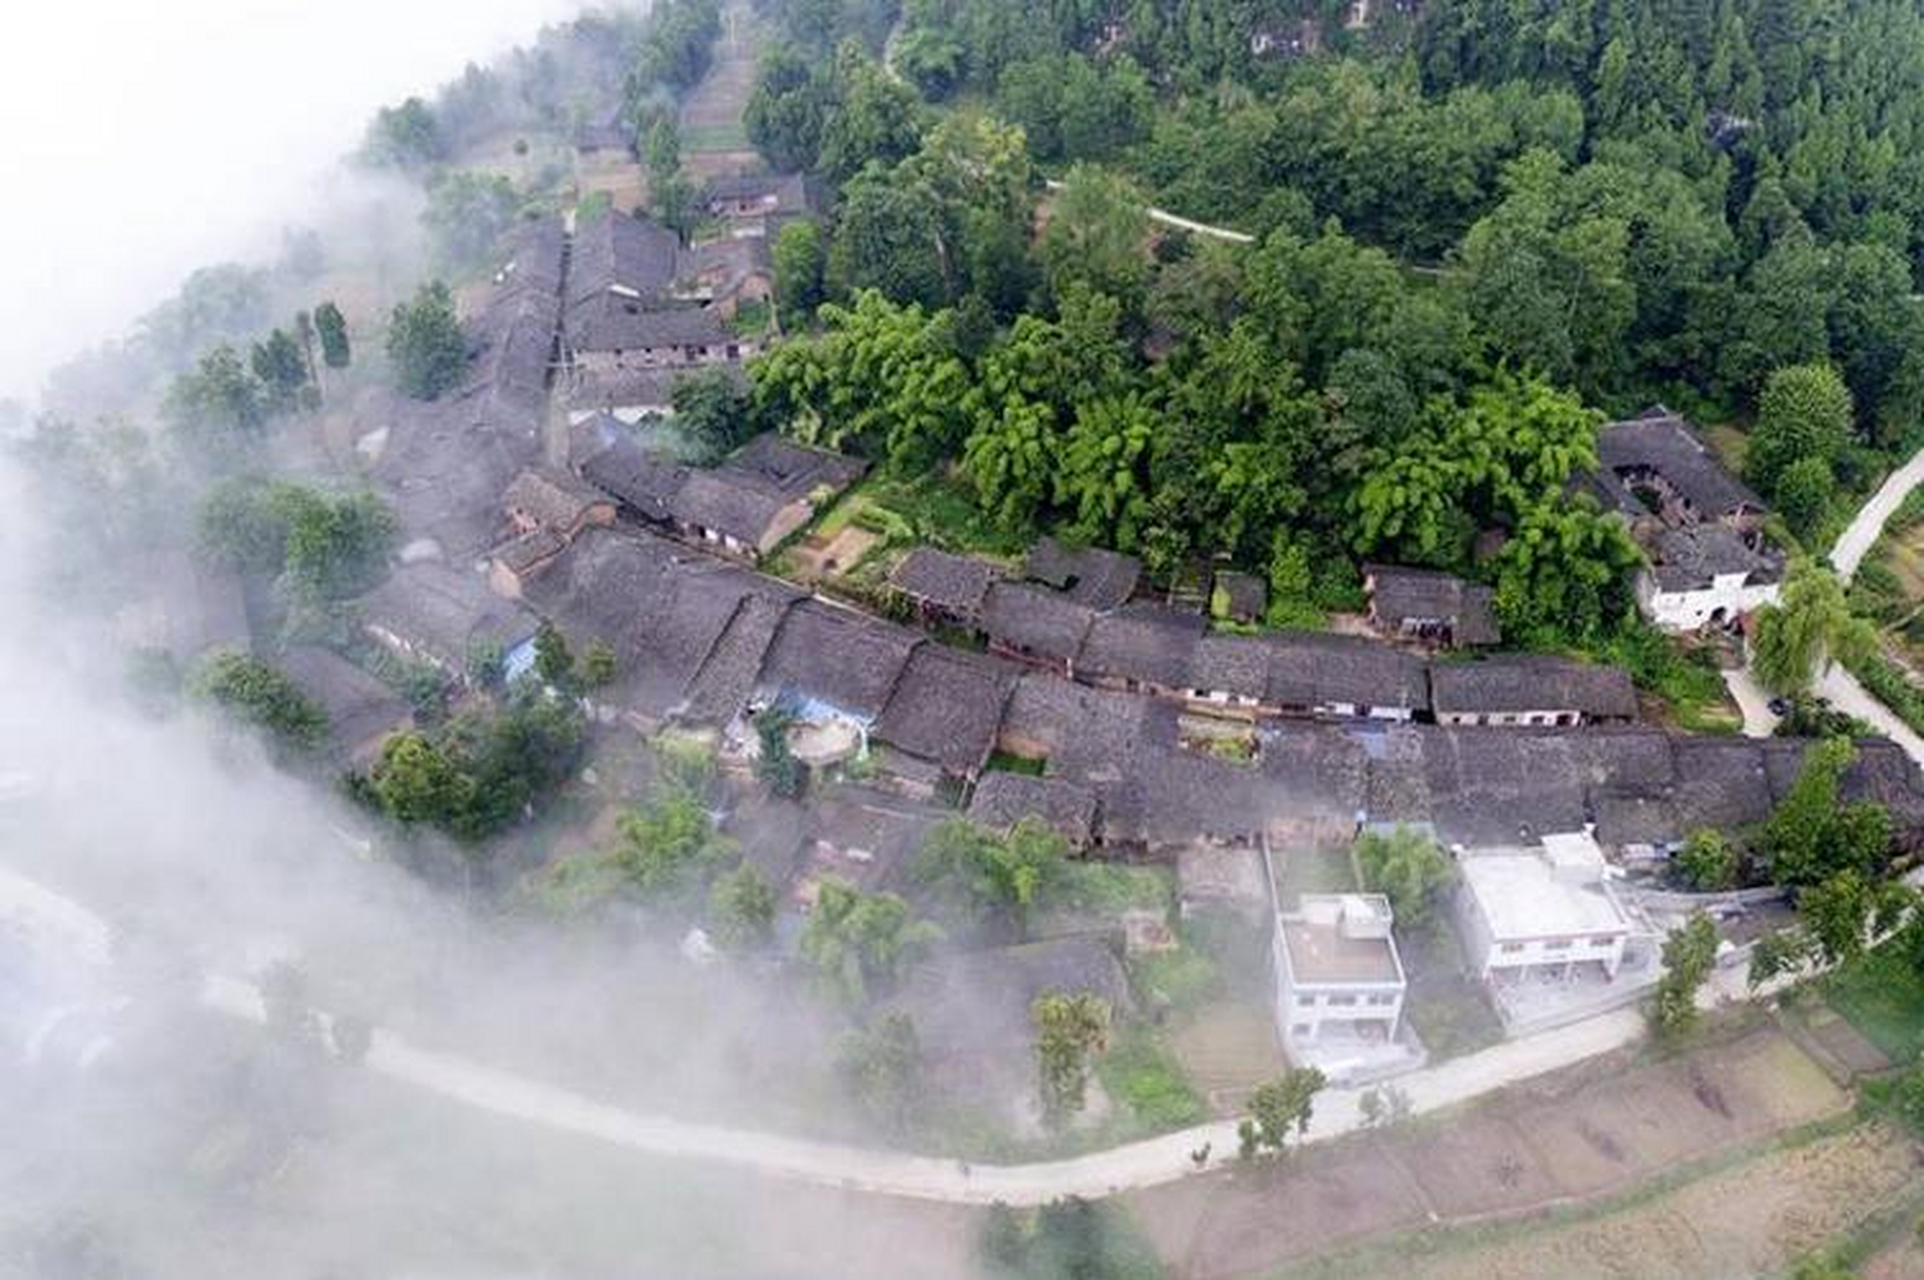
[
  {"x1": 1130, "y1": 1023, "x2": 1850, "y2": 1279},
  {"x1": 1362, "y1": 1123, "x2": 1923, "y2": 1280}
]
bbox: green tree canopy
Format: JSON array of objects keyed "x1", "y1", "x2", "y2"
[{"x1": 386, "y1": 281, "x2": 467, "y2": 401}]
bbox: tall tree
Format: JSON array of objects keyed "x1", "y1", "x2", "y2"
[
  {"x1": 1750, "y1": 560, "x2": 1874, "y2": 696},
  {"x1": 314, "y1": 301, "x2": 351, "y2": 369},
  {"x1": 799, "y1": 880, "x2": 940, "y2": 1005},
  {"x1": 1032, "y1": 990, "x2": 1111, "y2": 1126},
  {"x1": 1648, "y1": 912, "x2": 1717, "y2": 1039},
  {"x1": 386, "y1": 281, "x2": 467, "y2": 401}
]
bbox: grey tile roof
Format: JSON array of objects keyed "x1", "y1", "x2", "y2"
[
  {"x1": 1648, "y1": 525, "x2": 1781, "y2": 590},
  {"x1": 669, "y1": 468, "x2": 793, "y2": 547},
  {"x1": 982, "y1": 581, "x2": 1096, "y2": 664},
  {"x1": 701, "y1": 171, "x2": 817, "y2": 216},
  {"x1": 503, "y1": 466, "x2": 609, "y2": 532},
  {"x1": 889, "y1": 546, "x2": 1000, "y2": 617},
  {"x1": 681, "y1": 592, "x2": 799, "y2": 725},
  {"x1": 874, "y1": 645, "x2": 1020, "y2": 775},
  {"x1": 357, "y1": 561, "x2": 539, "y2": 669},
  {"x1": 566, "y1": 295, "x2": 734, "y2": 353},
  {"x1": 579, "y1": 437, "x2": 689, "y2": 523},
  {"x1": 1213, "y1": 570, "x2": 1267, "y2": 621},
  {"x1": 1430, "y1": 655, "x2": 1637, "y2": 719},
  {"x1": 757, "y1": 599, "x2": 922, "y2": 721},
  {"x1": 1025, "y1": 536, "x2": 1142, "y2": 609},
  {"x1": 1365, "y1": 564, "x2": 1501, "y2": 646},
  {"x1": 1078, "y1": 603, "x2": 1207, "y2": 689},
  {"x1": 727, "y1": 433, "x2": 868, "y2": 497},
  {"x1": 1262, "y1": 631, "x2": 1432, "y2": 713},
  {"x1": 1596, "y1": 408, "x2": 1766, "y2": 520},
  {"x1": 277, "y1": 645, "x2": 412, "y2": 763},
  {"x1": 966, "y1": 772, "x2": 1098, "y2": 845},
  {"x1": 569, "y1": 209, "x2": 682, "y2": 307}
]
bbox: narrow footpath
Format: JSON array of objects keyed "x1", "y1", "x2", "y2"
[
  {"x1": 1728, "y1": 445, "x2": 1924, "y2": 765},
  {"x1": 8, "y1": 861, "x2": 1662, "y2": 1207}
]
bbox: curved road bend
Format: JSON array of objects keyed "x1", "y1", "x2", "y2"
[{"x1": 8, "y1": 860, "x2": 1650, "y2": 1205}]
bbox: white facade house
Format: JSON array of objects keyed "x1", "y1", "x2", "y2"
[
  {"x1": 1455, "y1": 832, "x2": 1638, "y2": 984},
  {"x1": 1273, "y1": 894, "x2": 1407, "y2": 1050},
  {"x1": 1636, "y1": 525, "x2": 1782, "y2": 632},
  {"x1": 1638, "y1": 567, "x2": 1781, "y2": 631}
]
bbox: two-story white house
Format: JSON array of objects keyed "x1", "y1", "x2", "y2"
[
  {"x1": 1455, "y1": 832, "x2": 1637, "y2": 984},
  {"x1": 1273, "y1": 893, "x2": 1408, "y2": 1054}
]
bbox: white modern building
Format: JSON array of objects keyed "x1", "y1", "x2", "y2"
[
  {"x1": 1273, "y1": 893, "x2": 1407, "y2": 1051},
  {"x1": 1455, "y1": 832, "x2": 1638, "y2": 984}
]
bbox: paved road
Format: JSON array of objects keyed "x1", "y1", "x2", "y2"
[
  {"x1": 4, "y1": 860, "x2": 1649, "y2": 1206},
  {"x1": 1829, "y1": 447, "x2": 1924, "y2": 581},
  {"x1": 1722, "y1": 664, "x2": 1781, "y2": 738},
  {"x1": 1040, "y1": 178, "x2": 1256, "y2": 246}
]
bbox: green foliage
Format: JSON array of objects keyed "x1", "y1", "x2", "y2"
[
  {"x1": 366, "y1": 691, "x2": 585, "y2": 844},
  {"x1": 977, "y1": 1198, "x2": 1161, "y2": 1280},
  {"x1": 196, "y1": 479, "x2": 395, "y2": 607},
  {"x1": 385, "y1": 281, "x2": 467, "y2": 401},
  {"x1": 1749, "y1": 363, "x2": 1855, "y2": 493},
  {"x1": 1760, "y1": 737, "x2": 1890, "y2": 887},
  {"x1": 248, "y1": 328, "x2": 310, "y2": 413},
  {"x1": 753, "y1": 710, "x2": 805, "y2": 798},
  {"x1": 579, "y1": 639, "x2": 618, "y2": 690},
  {"x1": 1648, "y1": 912, "x2": 1718, "y2": 1039},
  {"x1": 361, "y1": 96, "x2": 442, "y2": 170},
  {"x1": 1095, "y1": 1030, "x2": 1206, "y2": 1129},
  {"x1": 835, "y1": 1012, "x2": 922, "y2": 1132},
  {"x1": 1032, "y1": 990, "x2": 1111, "y2": 1127},
  {"x1": 1353, "y1": 825, "x2": 1455, "y2": 929},
  {"x1": 912, "y1": 818, "x2": 1069, "y2": 940},
  {"x1": 423, "y1": 171, "x2": 524, "y2": 272},
  {"x1": 708, "y1": 863, "x2": 777, "y2": 951},
  {"x1": 604, "y1": 790, "x2": 737, "y2": 905},
  {"x1": 670, "y1": 367, "x2": 754, "y2": 463},
  {"x1": 772, "y1": 219, "x2": 826, "y2": 328},
  {"x1": 1037, "y1": 165, "x2": 1150, "y2": 307},
  {"x1": 533, "y1": 622, "x2": 574, "y2": 690},
  {"x1": 1674, "y1": 829, "x2": 1739, "y2": 892},
  {"x1": 1823, "y1": 929, "x2": 1924, "y2": 1063},
  {"x1": 628, "y1": 0, "x2": 722, "y2": 97},
  {"x1": 1243, "y1": 1068, "x2": 1327, "y2": 1157},
  {"x1": 164, "y1": 344, "x2": 267, "y2": 445},
  {"x1": 1751, "y1": 560, "x2": 1875, "y2": 696},
  {"x1": 1845, "y1": 652, "x2": 1924, "y2": 742},
  {"x1": 190, "y1": 650, "x2": 327, "y2": 752},
  {"x1": 314, "y1": 301, "x2": 350, "y2": 369},
  {"x1": 799, "y1": 879, "x2": 940, "y2": 1005}
]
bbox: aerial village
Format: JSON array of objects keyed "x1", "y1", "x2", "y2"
[
  {"x1": 27, "y1": 3, "x2": 1924, "y2": 1271},
  {"x1": 116, "y1": 154, "x2": 1924, "y2": 1110}
]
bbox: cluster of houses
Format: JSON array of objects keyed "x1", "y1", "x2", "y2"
[
  {"x1": 560, "y1": 176, "x2": 816, "y2": 425},
  {"x1": 894, "y1": 541, "x2": 1634, "y2": 730},
  {"x1": 250, "y1": 205, "x2": 1903, "y2": 1091},
  {"x1": 1588, "y1": 406, "x2": 1785, "y2": 632}
]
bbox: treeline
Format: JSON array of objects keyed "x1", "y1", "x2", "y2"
[
  {"x1": 360, "y1": 11, "x2": 651, "y2": 169},
  {"x1": 733, "y1": 0, "x2": 1924, "y2": 649}
]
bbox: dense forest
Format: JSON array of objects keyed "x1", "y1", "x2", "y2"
[{"x1": 729, "y1": 0, "x2": 1924, "y2": 657}]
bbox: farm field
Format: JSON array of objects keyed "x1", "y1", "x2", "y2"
[{"x1": 1128, "y1": 1023, "x2": 1852, "y2": 1279}]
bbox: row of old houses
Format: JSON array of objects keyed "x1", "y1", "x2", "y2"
[{"x1": 890, "y1": 542, "x2": 1629, "y2": 729}]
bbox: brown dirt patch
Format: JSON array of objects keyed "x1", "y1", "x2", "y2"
[
  {"x1": 1131, "y1": 1024, "x2": 1851, "y2": 1278},
  {"x1": 1130, "y1": 1137, "x2": 1430, "y2": 1280},
  {"x1": 1370, "y1": 1124, "x2": 1924, "y2": 1280}
]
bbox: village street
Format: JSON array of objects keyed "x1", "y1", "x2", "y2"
[
  {"x1": 1723, "y1": 444, "x2": 1924, "y2": 765},
  {"x1": 6, "y1": 860, "x2": 1699, "y2": 1209}
]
